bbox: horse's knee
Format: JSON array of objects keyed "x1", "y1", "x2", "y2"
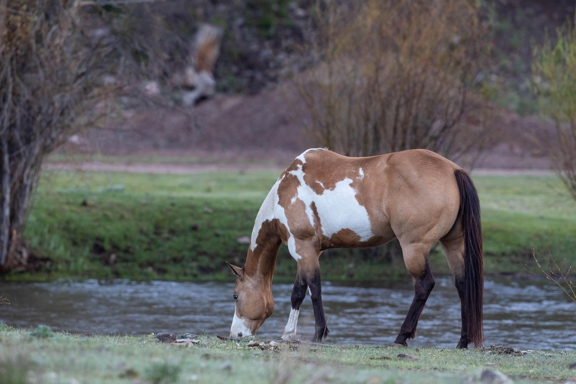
[{"x1": 291, "y1": 274, "x2": 307, "y2": 308}]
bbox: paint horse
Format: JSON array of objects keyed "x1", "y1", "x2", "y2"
[{"x1": 227, "y1": 148, "x2": 483, "y2": 348}]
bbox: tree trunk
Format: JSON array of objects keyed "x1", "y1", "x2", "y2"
[{"x1": 0, "y1": 137, "x2": 10, "y2": 266}]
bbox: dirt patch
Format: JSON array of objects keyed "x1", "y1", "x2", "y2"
[{"x1": 58, "y1": 83, "x2": 553, "y2": 170}]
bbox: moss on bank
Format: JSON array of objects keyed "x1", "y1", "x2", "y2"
[{"x1": 4, "y1": 170, "x2": 576, "y2": 282}]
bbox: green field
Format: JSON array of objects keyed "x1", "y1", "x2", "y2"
[
  {"x1": 0, "y1": 324, "x2": 574, "y2": 384},
  {"x1": 9, "y1": 169, "x2": 576, "y2": 282}
]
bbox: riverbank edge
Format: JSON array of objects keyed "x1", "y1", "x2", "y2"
[{"x1": 0, "y1": 324, "x2": 574, "y2": 383}]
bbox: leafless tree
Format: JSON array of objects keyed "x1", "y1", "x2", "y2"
[
  {"x1": 0, "y1": 0, "x2": 118, "y2": 270},
  {"x1": 0, "y1": 0, "x2": 176, "y2": 270}
]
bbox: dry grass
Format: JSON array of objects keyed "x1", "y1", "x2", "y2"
[{"x1": 533, "y1": 252, "x2": 576, "y2": 303}]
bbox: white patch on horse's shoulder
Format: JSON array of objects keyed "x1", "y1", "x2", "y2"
[
  {"x1": 358, "y1": 167, "x2": 364, "y2": 180},
  {"x1": 293, "y1": 175, "x2": 374, "y2": 242},
  {"x1": 250, "y1": 180, "x2": 280, "y2": 251},
  {"x1": 290, "y1": 196, "x2": 297, "y2": 205},
  {"x1": 317, "y1": 177, "x2": 373, "y2": 240},
  {"x1": 230, "y1": 310, "x2": 252, "y2": 339}
]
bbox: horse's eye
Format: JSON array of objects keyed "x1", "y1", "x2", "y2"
[{"x1": 233, "y1": 294, "x2": 238, "y2": 300}]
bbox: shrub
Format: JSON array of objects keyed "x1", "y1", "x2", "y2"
[
  {"x1": 29, "y1": 325, "x2": 54, "y2": 339},
  {"x1": 533, "y1": 23, "x2": 576, "y2": 200},
  {"x1": 297, "y1": 0, "x2": 492, "y2": 165}
]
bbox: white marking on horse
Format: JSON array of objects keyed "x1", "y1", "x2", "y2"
[
  {"x1": 230, "y1": 310, "x2": 252, "y2": 338},
  {"x1": 294, "y1": 148, "x2": 323, "y2": 164},
  {"x1": 358, "y1": 167, "x2": 364, "y2": 180},
  {"x1": 275, "y1": 200, "x2": 301, "y2": 260},
  {"x1": 281, "y1": 308, "x2": 300, "y2": 340},
  {"x1": 250, "y1": 177, "x2": 303, "y2": 260},
  {"x1": 250, "y1": 180, "x2": 280, "y2": 251},
  {"x1": 288, "y1": 161, "x2": 374, "y2": 241}
]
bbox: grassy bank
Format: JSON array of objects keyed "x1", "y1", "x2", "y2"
[
  {"x1": 0, "y1": 324, "x2": 574, "y2": 384},
  {"x1": 7, "y1": 169, "x2": 576, "y2": 281}
]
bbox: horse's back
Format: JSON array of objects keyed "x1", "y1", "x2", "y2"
[{"x1": 276, "y1": 148, "x2": 462, "y2": 251}]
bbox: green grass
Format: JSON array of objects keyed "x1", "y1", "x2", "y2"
[
  {"x1": 0, "y1": 324, "x2": 574, "y2": 383},
  {"x1": 8, "y1": 170, "x2": 576, "y2": 282}
]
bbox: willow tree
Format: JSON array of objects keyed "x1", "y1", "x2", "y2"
[{"x1": 0, "y1": 0, "x2": 107, "y2": 270}]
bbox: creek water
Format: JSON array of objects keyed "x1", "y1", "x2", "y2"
[{"x1": 0, "y1": 277, "x2": 574, "y2": 350}]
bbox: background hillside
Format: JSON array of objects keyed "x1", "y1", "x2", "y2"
[{"x1": 57, "y1": 0, "x2": 576, "y2": 169}]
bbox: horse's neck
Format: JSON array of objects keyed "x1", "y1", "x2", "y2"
[{"x1": 244, "y1": 233, "x2": 281, "y2": 286}]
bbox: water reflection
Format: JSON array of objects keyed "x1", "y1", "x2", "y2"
[{"x1": 0, "y1": 277, "x2": 574, "y2": 349}]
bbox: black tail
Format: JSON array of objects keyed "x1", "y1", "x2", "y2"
[{"x1": 454, "y1": 169, "x2": 483, "y2": 348}]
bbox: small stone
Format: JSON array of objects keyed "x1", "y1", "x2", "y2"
[
  {"x1": 220, "y1": 361, "x2": 232, "y2": 371},
  {"x1": 397, "y1": 353, "x2": 418, "y2": 360},
  {"x1": 370, "y1": 355, "x2": 392, "y2": 360},
  {"x1": 480, "y1": 369, "x2": 514, "y2": 384},
  {"x1": 203, "y1": 207, "x2": 213, "y2": 213},
  {"x1": 118, "y1": 368, "x2": 139, "y2": 379},
  {"x1": 269, "y1": 341, "x2": 279, "y2": 348},
  {"x1": 247, "y1": 340, "x2": 259, "y2": 347},
  {"x1": 155, "y1": 333, "x2": 176, "y2": 343},
  {"x1": 237, "y1": 236, "x2": 250, "y2": 244}
]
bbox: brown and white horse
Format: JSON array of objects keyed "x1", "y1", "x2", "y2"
[{"x1": 227, "y1": 148, "x2": 483, "y2": 348}]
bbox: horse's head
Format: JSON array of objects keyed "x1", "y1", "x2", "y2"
[{"x1": 227, "y1": 262, "x2": 275, "y2": 339}]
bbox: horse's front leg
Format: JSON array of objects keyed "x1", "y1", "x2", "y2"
[
  {"x1": 281, "y1": 267, "x2": 307, "y2": 341},
  {"x1": 301, "y1": 255, "x2": 329, "y2": 342}
]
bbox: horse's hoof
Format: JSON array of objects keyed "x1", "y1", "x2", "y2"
[
  {"x1": 456, "y1": 337, "x2": 469, "y2": 349},
  {"x1": 281, "y1": 333, "x2": 299, "y2": 342}
]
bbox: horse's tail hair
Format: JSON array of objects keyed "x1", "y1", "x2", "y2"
[{"x1": 454, "y1": 169, "x2": 483, "y2": 348}]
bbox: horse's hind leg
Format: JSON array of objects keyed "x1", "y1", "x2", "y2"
[
  {"x1": 394, "y1": 242, "x2": 435, "y2": 347},
  {"x1": 281, "y1": 267, "x2": 307, "y2": 341},
  {"x1": 440, "y1": 235, "x2": 469, "y2": 348}
]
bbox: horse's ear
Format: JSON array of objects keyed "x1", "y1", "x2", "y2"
[{"x1": 226, "y1": 262, "x2": 244, "y2": 278}]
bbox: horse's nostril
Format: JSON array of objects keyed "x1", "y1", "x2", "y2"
[{"x1": 238, "y1": 332, "x2": 243, "y2": 338}]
